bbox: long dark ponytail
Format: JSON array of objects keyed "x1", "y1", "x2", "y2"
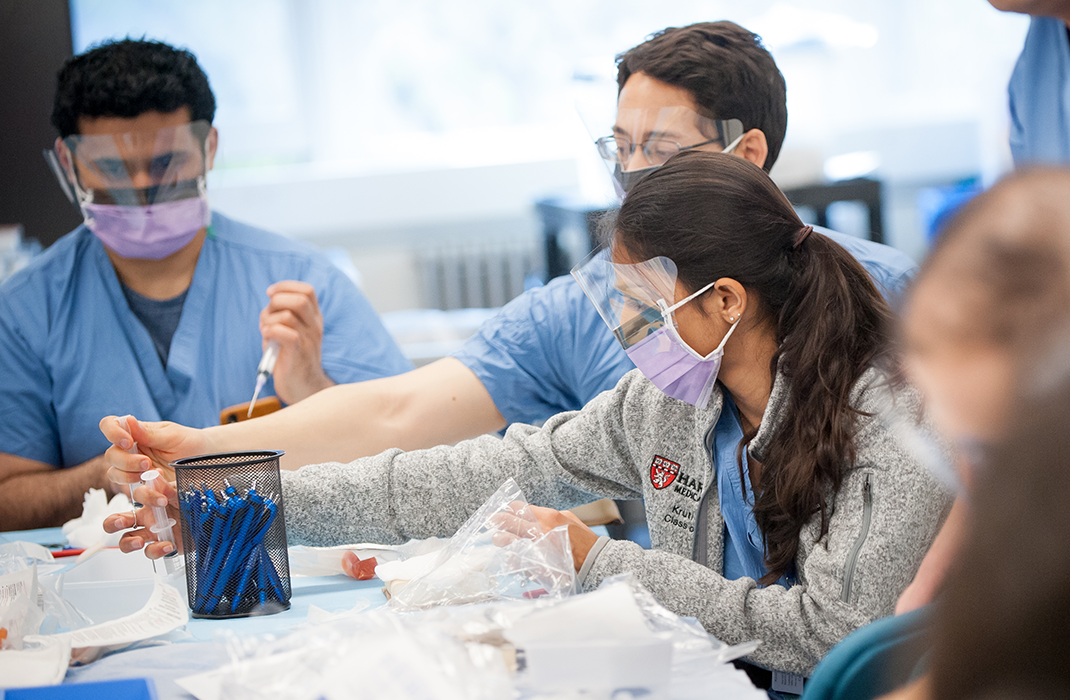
[{"x1": 614, "y1": 151, "x2": 899, "y2": 584}]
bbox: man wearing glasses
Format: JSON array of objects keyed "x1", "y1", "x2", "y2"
[
  {"x1": 452, "y1": 22, "x2": 914, "y2": 426},
  {"x1": 0, "y1": 39, "x2": 411, "y2": 531},
  {"x1": 103, "y1": 22, "x2": 916, "y2": 518}
]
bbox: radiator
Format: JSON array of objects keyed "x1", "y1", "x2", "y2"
[{"x1": 417, "y1": 242, "x2": 538, "y2": 310}]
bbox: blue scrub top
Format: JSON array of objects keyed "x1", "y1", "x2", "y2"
[
  {"x1": 712, "y1": 392, "x2": 794, "y2": 588},
  {"x1": 0, "y1": 212, "x2": 412, "y2": 468},
  {"x1": 453, "y1": 229, "x2": 916, "y2": 425},
  {"x1": 1009, "y1": 16, "x2": 1070, "y2": 166}
]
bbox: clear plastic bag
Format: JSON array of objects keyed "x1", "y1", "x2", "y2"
[
  {"x1": 604, "y1": 573, "x2": 760, "y2": 665},
  {"x1": 385, "y1": 479, "x2": 576, "y2": 611},
  {"x1": 0, "y1": 563, "x2": 41, "y2": 651},
  {"x1": 215, "y1": 610, "x2": 512, "y2": 700},
  {"x1": 191, "y1": 574, "x2": 760, "y2": 700},
  {"x1": 0, "y1": 545, "x2": 91, "y2": 643}
]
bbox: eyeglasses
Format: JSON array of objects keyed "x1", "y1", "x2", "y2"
[{"x1": 594, "y1": 135, "x2": 726, "y2": 167}]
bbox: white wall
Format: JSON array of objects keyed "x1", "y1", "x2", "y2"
[{"x1": 208, "y1": 158, "x2": 579, "y2": 312}]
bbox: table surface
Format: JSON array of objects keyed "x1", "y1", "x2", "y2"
[
  {"x1": 2, "y1": 526, "x2": 392, "y2": 699},
  {"x1": 1, "y1": 526, "x2": 764, "y2": 700},
  {"x1": 3, "y1": 527, "x2": 390, "y2": 637}
]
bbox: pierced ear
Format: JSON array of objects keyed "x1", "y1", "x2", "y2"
[{"x1": 715, "y1": 278, "x2": 748, "y2": 323}]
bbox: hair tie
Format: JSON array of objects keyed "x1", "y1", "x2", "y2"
[{"x1": 793, "y1": 225, "x2": 813, "y2": 249}]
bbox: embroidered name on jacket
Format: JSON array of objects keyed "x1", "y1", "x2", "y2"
[
  {"x1": 650, "y1": 455, "x2": 681, "y2": 489},
  {"x1": 672, "y1": 472, "x2": 704, "y2": 502}
]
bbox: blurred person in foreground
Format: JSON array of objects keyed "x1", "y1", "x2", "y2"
[
  {"x1": 897, "y1": 0, "x2": 1070, "y2": 607},
  {"x1": 925, "y1": 380, "x2": 1070, "y2": 700},
  {"x1": 0, "y1": 39, "x2": 410, "y2": 530},
  {"x1": 886, "y1": 307, "x2": 1070, "y2": 699},
  {"x1": 895, "y1": 168, "x2": 1070, "y2": 614}
]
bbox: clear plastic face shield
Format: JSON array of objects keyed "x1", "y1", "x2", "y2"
[
  {"x1": 571, "y1": 248, "x2": 686, "y2": 350},
  {"x1": 47, "y1": 120, "x2": 212, "y2": 207},
  {"x1": 572, "y1": 247, "x2": 739, "y2": 409},
  {"x1": 581, "y1": 104, "x2": 744, "y2": 200},
  {"x1": 44, "y1": 120, "x2": 213, "y2": 259}
]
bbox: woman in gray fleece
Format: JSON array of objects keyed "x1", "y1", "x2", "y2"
[{"x1": 115, "y1": 152, "x2": 950, "y2": 677}]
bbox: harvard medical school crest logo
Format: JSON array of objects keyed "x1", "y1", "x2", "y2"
[{"x1": 649, "y1": 455, "x2": 680, "y2": 490}]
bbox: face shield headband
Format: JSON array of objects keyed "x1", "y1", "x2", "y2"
[
  {"x1": 583, "y1": 105, "x2": 744, "y2": 199},
  {"x1": 45, "y1": 120, "x2": 213, "y2": 260}
]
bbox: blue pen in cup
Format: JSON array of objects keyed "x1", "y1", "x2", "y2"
[{"x1": 171, "y1": 450, "x2": 290, "y2": 619}]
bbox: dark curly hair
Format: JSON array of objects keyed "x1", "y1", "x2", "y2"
[
  {"x1": 52, "y1": 38, "x2": 215, "y2": 137},
  {"x1": 616, "y1": 21, "x2": 788, "y2": 172}
]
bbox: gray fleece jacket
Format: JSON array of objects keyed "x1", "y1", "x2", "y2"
[{"x1": 281, "y1": 368, "x2": 951, "y2": 675}]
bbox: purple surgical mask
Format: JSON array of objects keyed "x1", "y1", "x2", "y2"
[
  {"x1": 83, "y1": 195, "x2": 209, "y2": 260},
  {"x1": 625, "y1": 286, "x2": 740, "y2": 408}
]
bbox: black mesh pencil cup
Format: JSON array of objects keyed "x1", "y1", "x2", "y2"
[{"x1": 171, "y1": 451, "x2": 291, "y2": 619}]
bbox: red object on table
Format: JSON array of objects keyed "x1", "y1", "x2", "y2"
[
  {"x1": 51, "y1": 548, "x2": 86, "y2": 558},
  {"x1": 354, "y1": 556, "x2": 378, "y2": 580}
]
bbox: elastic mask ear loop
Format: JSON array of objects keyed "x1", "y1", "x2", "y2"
[
  {"x1": 713, "y1": 314, "x2": 742, "y2": 353},
  {"x1": 657, "y1": 282, "x2": 741, "y2": 361},
  {"x1": 721, "y1": 133, "x2": 745, "y2": 155},
  {"x1": 671, "y1": 313, "x2": 740, "y2": 362}
]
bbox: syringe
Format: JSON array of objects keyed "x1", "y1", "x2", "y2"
[
  {"x1": 248, "y1": 339, "x2": 281, "y2": 418},
  {"x1": 141, "y1": 469, "x2": 181, "y2": 576},
  {"x1": 116, "y1": 415, "x2": 141, "y2": 506}
]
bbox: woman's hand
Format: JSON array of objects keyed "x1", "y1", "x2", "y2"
[
  {"x1": 528, "y1": 505, "x2": 600, "y2": 572},
  {"x1": 102, "y1": 479, "x2": 181, "y2": 560},
  {"x1": 99, "y1": 415, "x2": 210, "y2": 494},
  {"x1": 491, "y1": 502, "x2": 600, "y2": 573},
  {"x1": 336, "y1": 503, "x2": 602, "y2": 582}
]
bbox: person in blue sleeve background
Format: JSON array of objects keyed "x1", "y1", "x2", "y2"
[
  {"x1": 95, "y1": 22, "x2": 918, "y2": 494},
  {"x1": 0, "y1": 39, "x2": 411, "y2": 531},
  {"x1": 998, "y1": 0, "x2": 1070, "y2": 165}
]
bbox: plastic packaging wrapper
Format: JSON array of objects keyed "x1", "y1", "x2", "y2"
[
  {"x1": 0, "y1": 544, "x2": 91, "y2": 643},
  {"x1": 287, "y1": 537, "x2": 446, "y2": 577},
  {"x1": 176, "y1": 575, "x2": 763, "y2": 700},
  {"x1": 61, "y1": 488, "x2": 134, "y2": 549},
  {"x1": 384, "y1": 479, "x2": 576, "y2": 611},
  {"x1": 0, "y1": 561, "x2": 42, "y2": 651},
  {"x1": 0, "y1": 635, "x2": 71, "y2": 689},
  {"x1": 208, "y1": 611, "x2": 512, "y2": 700},
  {"x1": 0, "y1": 545, "x2": 93, "y2": 689}
]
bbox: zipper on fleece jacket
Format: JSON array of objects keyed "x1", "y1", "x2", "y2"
[
  {"x1": 841, "y1": 472, "x2": 872, "y2": 603},
  {"x1": 693, "y1": 422, "x2": 718, "y2": 566}
]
